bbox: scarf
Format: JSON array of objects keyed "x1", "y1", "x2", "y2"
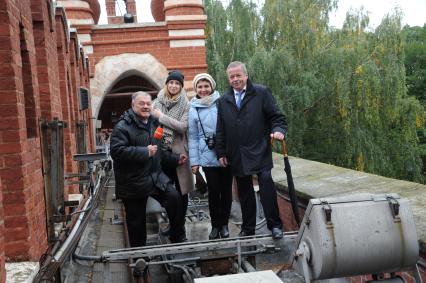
[
  {"x1": 155, "y1": 89, "x2": 187, "y2": 148},
  {"x1": 194, "y1": 94, "x2": 215, "y2": 106}
]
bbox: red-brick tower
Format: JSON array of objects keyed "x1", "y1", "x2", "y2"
[
  {"x1": 105, "y1": 0, "x2": 137, "y2": 24},
  {"x1": 67, "y1": 0, "x2": 208, "y2": 129}
]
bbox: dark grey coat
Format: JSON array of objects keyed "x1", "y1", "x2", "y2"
[
  {"x1": 110, "y1": 109, "x2": 179, "y2": 199},
  {"x1": 215, "y1": 79, "x2": 287, "y2": 176}
]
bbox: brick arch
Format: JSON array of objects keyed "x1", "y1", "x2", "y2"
[{"x1": 90, "y1": 53, "x2": 167, "y2": 119}]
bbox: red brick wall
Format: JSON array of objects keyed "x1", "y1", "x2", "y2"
[
  {"x1": 0, "y1": 0, "x2": 93, "y2": 261},
  {"x1": 0, "y1": 178, "x2": 5, "y2": 283},
  {"x1": 87, "y1": 23, "x2": 207, "y2": 82},
  {"x1": 55, "y1": 9, "x2": 78, "y2": 176},
  {"x1": 0, "y1": 0, "x2": 47, "y2": 261},
  {"x1": 32, "y1": 0, "x2": 62, "y2": 120}
]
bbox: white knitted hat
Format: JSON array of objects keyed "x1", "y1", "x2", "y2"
[{"x1": 192, "y1": 73, "x2": 216, "y2": 91}]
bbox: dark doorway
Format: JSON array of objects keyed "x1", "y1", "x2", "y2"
[{"x1": 98, "y1": 72, "x2": 160, "y2": 129}]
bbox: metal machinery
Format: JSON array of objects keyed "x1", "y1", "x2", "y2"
[
  {"x1": 291, "y1": 193, "x2": 422, "y2": 283},
  {"x1": 101, "y1": 234, "x2": 293, "y2": 282},
  {"x1": 33, "y1": 151, "x2": 110, "y2": 282}
]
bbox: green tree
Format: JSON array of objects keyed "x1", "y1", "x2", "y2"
[
  {"x1": 204, "y1": 0, "x2": 425, "y2": 182},
  {"x1": 403, "y1": 24, "x2": 426, "y2": 176}
]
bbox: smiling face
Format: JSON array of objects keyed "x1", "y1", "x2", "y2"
[
  {"x1": 195, "y1": 79, "x2": 213, "y2": 98},
  {"x1": 167, "y1": 80, "x2": 182, "y2": 97},
  {"x1": 227, "y1": 65, "x2": 248, "y2": 92},
  {"x1": 131, "y1": 93, "x2": 152, "y2": 120}
]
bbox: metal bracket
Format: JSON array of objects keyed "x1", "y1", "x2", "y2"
[
  {"x1": 387, "y1": 196, "x2": 400, "y2": 220},
  {"x1": 294, "y1": 241, "x2": 312, "y2": 283},
  {"x1": 64, "y1": 200, "x2": 80, "y2": 207},
  {"x1": 73, "y1": 152, "x2": 108, "y2": 162},
  {"x1": 321, "y1": 201, "x2": 332, "y2": 224}
]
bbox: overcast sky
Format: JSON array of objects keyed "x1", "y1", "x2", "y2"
[{"x1": 98, "y1": 0, "x2": 426, "y2": 28}]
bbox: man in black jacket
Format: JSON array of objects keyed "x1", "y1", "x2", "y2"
[
  {"x1": 110, "y1": 91, "x2": 186, "y2": 247},
  {"x1": 216, "y1": 61, "x2": 287, "y2": 240}
]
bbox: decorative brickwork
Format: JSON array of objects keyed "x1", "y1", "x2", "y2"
[
  {"x1": 0, "y1": 0, "x2": 46, "y2": 261},
  {"x1": 0, "y1": 0, "x2": 93, "y2": 264}
]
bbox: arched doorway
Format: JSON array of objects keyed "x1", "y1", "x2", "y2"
[
  {"x1": 97, "y1": 70, "x2": 159, "y2": 129},
  {"x1": 90, "y1": 53, "x2": 168, "y2": 131}
]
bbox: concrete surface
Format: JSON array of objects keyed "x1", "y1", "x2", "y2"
[
  {"x1": 194, "y1": 270, "x2": 282, "y2": 282},
  {"x1": 5, "y1": 262, "x2": 39, "y2": 283}
]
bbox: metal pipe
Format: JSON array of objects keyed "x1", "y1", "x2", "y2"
[
  {"x1": 73, "y1": 252, "x2": 102, "y2": 261},
  {"x1": 54, "y1": 174, "x2": 102, "y2": 261},
  {"x1": 130, "y1": 256, "x2": 201, "y2": 267},
  {"x1": 34, "y1": 168, "x2": 108, "y2": 282},
  {"x1": 241, "y1": 260, "x2": 256, "y2": 272},
  {"x1": 102, "y1": 232, "x2": 297, "y2": 261}
]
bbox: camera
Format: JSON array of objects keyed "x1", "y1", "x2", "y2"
[{"x1": 205, "y1": 135, "x2": 215, "y2": 150}]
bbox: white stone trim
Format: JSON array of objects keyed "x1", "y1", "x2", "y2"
[
  {"x1": 169, "y1": 29, "x2": 204, "y2": 37},
  {"x1": 77, "y1": 34, "x2": 91, "y2": 43},
  {"x1": 68, "y1": 193, "x2": 83, "y2": 203},
  {"x1": 170, "y1": 39, "x2": 205, "y2": 48},
  {"x1": 68, "y1": 18, "x2": 95, "y2": 25},
  {"x1": 57, "y1": 0, "x2": 90, "y2": 9},
  {"x1": 83, "y1": 45, "x2": 93, "y2": 54},
  {"x1": 165, "y1": 15, "x2": 207, "y2": 22},
  {"x1": 164, "y1": 0, "x2": 203, "y2": 8},
  {"x1": 90, "y1": 53, "x2": 168, "y2": 119}
]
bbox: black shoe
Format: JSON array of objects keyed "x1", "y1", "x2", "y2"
[
  {"x1": 170, "y1": 234, "x2": 187, "y2": 243},
  {"x1": 219, "y1": 225, "x2": 229, "y2": 238},
  {"x1": 271, "y1": 227, "x2": 283, "y2": 240},
  {"x1": 238, "y1": 230, "x2": 255, "y2": 237},
  {"x1": 209, "y1": 227, "x2": 220, "y2": 239}
]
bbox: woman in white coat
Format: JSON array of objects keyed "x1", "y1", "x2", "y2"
[{"x1": 188, "y1": 73, "x2": 233, "y2": 239}]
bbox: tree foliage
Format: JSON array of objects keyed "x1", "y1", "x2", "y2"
[
  {"x1": 204, "y1": 0, "x2": 425, "y2": 182},
  {"x1": 403, "y1": 24, "x2": 426, "y2": 176}
]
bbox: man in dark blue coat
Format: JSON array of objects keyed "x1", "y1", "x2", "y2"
[
  {"x1": 215, "y1": 61, "x2": 287, "y2": 239},
  {"x1": 110, "y1": 91, "x2": 186, "y2": 247}
]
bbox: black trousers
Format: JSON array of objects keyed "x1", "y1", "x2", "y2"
[
  {"x1": 122, "y1": 188, "x2": 184, "y2": 247},
  {"x1": 163, "y1": 164, "x2": 188, "y2": 222},
  {"x1": 235, "y1": 170, "x2": 282, "y2": 233},
  {"x1": 203, "y1": 166, "x2": 233, "y2": 228}
]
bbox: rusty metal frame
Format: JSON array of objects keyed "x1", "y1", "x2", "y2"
[{"x1": 40, "y1": 118, "x2": 67, "y2": 241}]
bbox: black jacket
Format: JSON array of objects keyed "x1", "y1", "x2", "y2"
[
  {"x1": 110, "y1": 109, "x2": 179, "y2": 199},
  {"x1": 215, "y1": 79, "x2": 287, "y2": 176}
]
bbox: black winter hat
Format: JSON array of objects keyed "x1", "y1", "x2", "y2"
[{"x1": 166, "y1": 70, "x2": 184, "y2": 86}]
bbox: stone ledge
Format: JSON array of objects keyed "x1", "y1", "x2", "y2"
[
  {"x1": 271, "y1": 153, "x2": 426, "y2": 253},
  {"x1": 6, "y1": 262, "x2": 39, "y2": 283}
]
